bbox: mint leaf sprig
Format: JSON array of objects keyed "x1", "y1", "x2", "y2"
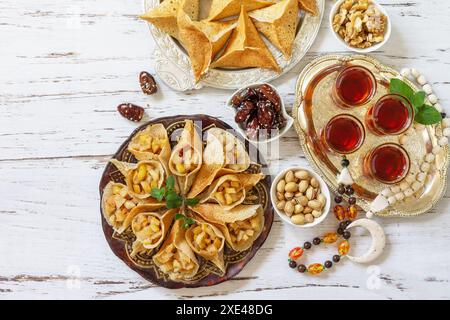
[
  {"x1": 389, "y1": 78, "x2": 442, "y2": 125},
  {"x1": 175, "y1": 213, "x2": 196, "y2": 229},
  {"x1": 150, "y1": 175, "x2": 199, "y2": 209}
]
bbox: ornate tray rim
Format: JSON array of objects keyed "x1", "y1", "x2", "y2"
[
  {"x1": 99, "y1": 114, "x2": 274, "y2": 288},
  {"x1": 292, "y1": 54, "x2": 450, "y2": 218},
  {"x1": 143, "y1": 0, "x2": 325, "y2": 90}
]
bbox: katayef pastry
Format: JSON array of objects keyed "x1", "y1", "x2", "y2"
[
  {"x1": 153, "y1": 219, "x2": 200, "y2": 281},
  {"x1": 185, "y1": 216, "x2": 226, "y2": 272},
  {"x1": 168, "y1": 120, "x2": 203, "y2": 195},
  {"x1": 249, "y1": 0, "x2": 299, "y2": 59},
  {"x1": 127, "y1": 123, "x2": 171, "y2": 173},
  {"x1": 192, "y1": 204, "x2": 264, "y2": 251},
  {"x1": 187, "y1": 127, "x2": 250, "y2": 198},
  {"x1": 101, "y1": 182, "x2": 165, "y2": 233},
  {"x1": 199, "y1": 173, "x2": 264, "y2": 210},
  {"x1": 211, "y1": 6, "x2": 281, "y2": 72},
  {"x1": 109, "y1": 159, "x2": 166, "y2": 199},
  {"x1": 130, "y1": 208, "x2": 177, "y2": 257}
]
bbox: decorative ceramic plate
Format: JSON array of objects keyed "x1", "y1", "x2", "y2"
[
  {"x1": 292, "y1": 54, "x2": 449, "y2": 217},
  {"x1": 99, "y1": 115, "x2": 273, "y2": 288},
  {"x1": 143, "y1": 0, "x2": 325, "y2": 91}
]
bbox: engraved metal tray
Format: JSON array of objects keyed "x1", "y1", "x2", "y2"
[
  {"x1": 292, "y1": 55, "x2": 449, "y2": 217},
  {"x1": 143, "y1": 0, "x2": 324, "y2": 91},
  {"x1": 99, "y1": 115, "x2": 273, "y2": 288}
]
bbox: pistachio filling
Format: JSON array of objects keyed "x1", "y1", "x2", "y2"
[
  {"x1": 227, "y1": 215, "x2": 261, "y2": 246},
  {"x1": 214, "y1": 180, "x2": 244, "y2": 206},
  {"x1": 190, "y1": 224, "x2": 223, "y2": 255},
  {"x1": 104, "y1": 184, "x2": 138, "y2": 228}
]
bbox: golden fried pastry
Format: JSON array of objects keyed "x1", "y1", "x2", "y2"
[
  {"x1": 207, "y1": 0, "x2": 274, "y2": 21},
  {"x1": 249, "y1": 0, "x2": 299, "y2": 59},
  {"x1": 211, "y1": 6, "x2": 280, "y2": 73},
  {"x1": 153, "y1": 219, "x2": 199, "y2": 281},
  {"x1": 192, "y1": 204, "x2": 264, "y2": 251},
  {"x1": 177, "y1": 11, "x2": 236, "y2": 82},
  {"x1": 128, "y1": 123, "x2": 171, "y2": 173},
  {"x1": 140, "y1": 0, "x2": 199, "y2": 39},
  {"x1": 168, "y1": 120, "x2": 203, "y2": 195},
  {"x1": 185, "y1": 218, "x2": 226, "y2": 272},
  {"x1": 298, "y1": 0, "x2": 318, "y2": 15}
]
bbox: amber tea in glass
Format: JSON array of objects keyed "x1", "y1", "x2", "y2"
[
  {"x1": 364, "y1": 143, "x2": 410, "y2": 184},
  {"x1": 322, "y1": 114, "x2": 365, "y2": 154},
  {"x1": 366, "y1": 94, "x2": 414, "y2": 136},
  {"x1": 332, "y1": 65, "x2": 377, "y2": 108}
]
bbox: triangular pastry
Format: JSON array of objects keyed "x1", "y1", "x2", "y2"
[
  {"x1": 249, "y1": 0, "x2": 299, "y2": 59},
  {"x1": 207, "y1": 0, "x2": 274, "y2": 21},
  {"x1": 211, "y1": 6, "x2": 280, "y2": 72},
  {"x1": 140, "y1": 0, "x2": 199, "y2": 39}
]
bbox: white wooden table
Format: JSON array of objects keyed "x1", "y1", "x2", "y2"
[{"x1": 1, "y1": 0, "x2": 450, "y2": 300}]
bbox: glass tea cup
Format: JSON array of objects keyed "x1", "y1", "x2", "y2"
[
  {"x1": 363, "y1": 143, "x2": 410, "y2": 184},
  {"x1": 365, "y1": 94, "x2": 414, "y2": 136},
  {"x1": 321, "y1": 114, "x2": 365, "y2": 154},
  {"x1": 332, "y1": 65, "x2": 377, "y2": 109}
]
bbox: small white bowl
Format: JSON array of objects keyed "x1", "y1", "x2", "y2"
[
  {"x1": 226, "y1": 83, "x2": 294, "y2": 144},
  {"x1": 270, "y1": 167, "x2": 331, "y2": 228},
  {"x1": 329, "y1": 0, "x2": 391, "y2": 53}
]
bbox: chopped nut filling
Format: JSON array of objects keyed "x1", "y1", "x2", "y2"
[
  {"x1": 190, "y1": 223, "x2": 223, "y2": 255},
  {"x1": 104, "y1": 184, "x2": 138, "y2": 228},
  {"x1": 227, "y1": 215, "x2": 261, "y2": 246},
  {"x1": 133, "y1": 214, "x2": 163, "y2": 247},
  {"x1": 214, "y1": 180, "x2": 243, "y2": 206},
  {"x1": 155, "y1": 244, "x2": 196, "y2": 279},
  {"x1": 131, "y1": 163, "x2": 160, "y2": 195},
  {"x1": 130, "y1": 134, "x2": 167, "y2": 154}
]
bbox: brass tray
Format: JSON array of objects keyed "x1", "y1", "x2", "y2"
[
  {"x1": 99, "y1": 115, "x2": 273, "y2": 288},
  {"x1": 292, "y1": 54, "x2": 449, "y2": 217}
]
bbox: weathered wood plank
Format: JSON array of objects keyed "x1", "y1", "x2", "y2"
[{"x1": 1, "y1": 0, "x2": 450, "y2": 299}]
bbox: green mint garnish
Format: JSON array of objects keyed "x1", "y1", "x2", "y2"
[
  {"x1": 389, "y1": 78, "x2": 442, "y2": 125},
  {"x1": 175, "y1": 213, "x2": 196, "y2": 229},
  {"x1": 150, "y1": 175, "x2": 199, "y2": 210}
]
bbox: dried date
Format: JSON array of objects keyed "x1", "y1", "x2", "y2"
[
  {"x1": 235, "y1": 101, "x2": 256, "y2": 123},
  {"x1": 231, "y1": 87, "x2": 257, "y2": 107},
  {"x1": 232, "y1": 83, "x2": 284, "y2": 140},
  {"x1": 257, "y1": 101, "x2": 275, "y2": 129},
  {"x1": 245, "y1": 115, "x2": 259, "y2": 139},
  {"x1": 257, "y1": 84, "x2": 281, "y2": 112},
  {"x1": 117, "y1": 103, "x2": 145, "y2": 122},
  {"x1": 139, "y1": 71, "x2": 158, "y2": 95}
]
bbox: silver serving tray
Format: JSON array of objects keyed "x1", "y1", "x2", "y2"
[{"x1": 143, "y1": 0, "x2": 324, "y2": 91}]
